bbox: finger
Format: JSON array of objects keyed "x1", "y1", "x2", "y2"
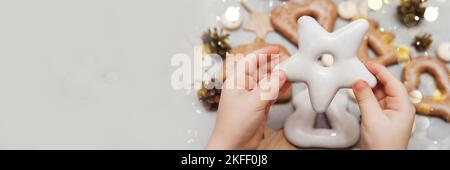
[
  {"x1": 237, "y1": 53, "x2": 257, "y2": 78},
  {"x1": 352, "y1": 80, "x2": 383, "y2": 120},
  {"x1": 279, "y1": 80, "x2": 291, "y2": 96},
  {"x1": 256, "y1": 46, "x2": 281, "y2": 60},
  {"x1": 238, "y1": 46, "x2": 281, "y2": 77},
  {"x1": 372, "y1": 85, "x2": 386, "y2": 100},
  {"x1": 258, "y1": 55, "x2": 281, "y2": 81},
  {"x1": 364, "y1": 61, "x2": 406, "y2": 98},
  {"x1": 255, "y1": 47, "x2": 282, "y2": 74},
  {"x1": 278, "y1": 70, "x2": 288, "y2": 90},
  {"x1": 254, "y1": 69, "x2": 286, "y2": 101},
  {"x1": 269, "y1": 72, "x2": 290, "y2": 105},
  {"x1": 365, "y1": 61, "x2": 410, "y2": 112},
  {"x1": 236, "y1": 71, "x2": 256, "y2": 90},
  {"x1": 278, "y1": 51, "x2": 290, "y2": 62},
  {"x1": 257, "y1": 55, "x2": 278, "y2": 81}
]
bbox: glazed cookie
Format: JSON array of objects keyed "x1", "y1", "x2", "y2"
[
  {"x1": 280, "y1": 16, "x2": 376, "y2": 112},
  {"x1": 221, "y1": 38, "x2": 292, "y2": 102},
  {"x1": 284, "y1": 91, "x2": 359, "y2": 148},
  {"x1": 271, "y1": 0, "x2": 338, "y2": 45},
  {"x1": 402, "y1": 56, "x2": 450, "y2": 121},
  {"x1": 357, "y1": 19, "x2": 401, "y2": 66}
]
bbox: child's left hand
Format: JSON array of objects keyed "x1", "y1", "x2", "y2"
[{"x1": 206, "y1": 47, "x2": 289, "y2": 149}]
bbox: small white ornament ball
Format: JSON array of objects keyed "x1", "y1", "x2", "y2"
[
  {"x1": 338, "y1": 1, "x2": 358, "y2": 19},
  {"x1": 409, "y1": 90, "x2": 423, "y2": 104},
  {"x1": 437, "y1": 42, "x2": 450, "y2": 62},
  {"x1": 221, "y1": 6, "x2": 242, "y2": 30},
  {"x1": 320, "y1": 54, "x2": 334, "y2": 67}
]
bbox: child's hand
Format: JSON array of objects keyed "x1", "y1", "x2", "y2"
[
  {"x1": 206, "y1": 47, "x2": 289, "y2": 149},
  {"x1": 352, "y1": 61, "x2": 415, "y2": 149}
]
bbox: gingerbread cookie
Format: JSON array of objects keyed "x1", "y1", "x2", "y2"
[
  {"x1": 284, "y1": 91, "x2": 359, "y2": 148},
  {"x1": 357, "y1": 19, "x2": 401, "y2": 66},
  {"x1": 222, "y1": 38, "x2": 292, "y2": 102},
  {"x1": 280, "y1": 16, "x2": 376, "y2": 112},
  {"x1": 240, "y1": 0, "x2": 274, "y2": 39},
  {"x1": 402, "y1": 56, "x2": 450, "y2": 121},
  {"x1": 271, "y1": 0, "x2": 338, "y2": 45}
]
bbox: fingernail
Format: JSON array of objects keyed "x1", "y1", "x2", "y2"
[{"x1": 353, "y1": 80, "x2": 368, "y2": 92}]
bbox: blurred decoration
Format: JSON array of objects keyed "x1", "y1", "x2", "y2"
[
  {"x1": 352, "y1": 0, "x2": 369, "y2": 18},
  {"x1": 381, "y1": 31, "x2": 395, "y2": 45},
  {"x1": 396, "y1": 45, "x2": 412, "y2": 65},
  {"x1": 221, "y1": 6, "x2": 243, "y2": 30},
  {"x1": 338, "y1": 0, "x2": 359, "y2": 20},
  {"x1": 197, "y1": 79, "x2": 221, "y2": 111},
  {"x1": 241, "y1": 0, "x2": 274, "y2": 38},
  {"x1": 424, "y1": 6, "x2": 439, "y2": 22},
  {"x1": 432, "y1": 89, "x2": 445, "y2": 102},
  {"x1": 368, "y1": 0, "x2": 383, "y2": 11},
  {"x1": 412, "y1": 33, "x2": 432, "y2": 52},
  {"x1": 437, "y1": 42, "x2": 450, "y2": 62},
  {"x1": 201, "y1": 27, "x2": 231, "y2": 59},
  {"x1": 198, "y1": 27, "x2": 231, "y2": 111},
  {"x1": 397, "y1": 0, "x2": 427, "y2": 27}
]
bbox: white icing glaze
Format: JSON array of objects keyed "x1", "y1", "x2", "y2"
[
  {"x1": 320, "y1": 54, "x2": 334, "y2": 67},
  {"x1": 280, "y1": 16, "x2": 377, "y2": 113},
  {"x1": 347, "y1": 89, "x2": 357, "y2": 102},
  {"x1": 284, "y1": 90, "x2": 360, "y2": 148}
]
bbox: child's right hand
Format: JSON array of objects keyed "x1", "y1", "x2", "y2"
[{"x1": 352, "y1": 61, "x2": 415, "y2": 149}]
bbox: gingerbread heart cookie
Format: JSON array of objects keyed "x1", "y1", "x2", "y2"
[
  {"x1": 402, "y1": 56, "x2": 450, "y2": 121},
  {"x1": 270, "y1": 0, "x2": 338, "y2": 45},
  {"x1": 357, "y1": 19, "x2": 401, "y2": 66}
]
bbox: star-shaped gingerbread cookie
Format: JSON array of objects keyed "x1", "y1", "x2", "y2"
[
  {"x1": 280, "y1": 16, "x2": 377, "y2": 113},
  {"x1": 244, "y1": 12, "x2": 273, "y2": 39}
]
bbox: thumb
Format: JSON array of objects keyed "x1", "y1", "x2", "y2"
[
  {"x1": 270, "y1": 71, "x2": 289, "y2": 105},
  {"x1": 352, "y1": 80, "x2": 383, "y2": 120},
  {"x1": 256, "y1": 69, "x2": 286, "y2": 102},
  {"x1": 278, "y1": 70, "x2": 287, "y2": 89}
]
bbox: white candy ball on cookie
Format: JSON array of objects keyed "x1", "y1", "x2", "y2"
[
  {"x1": 320, "y1": 54, "x2": 334, "y2": 67},
  {"x1": 338, "y1": 1, "x2": 358, "y2": 20},
  {"x1": 437, "y1": 42, "x2": 450, "y2": 62}
]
